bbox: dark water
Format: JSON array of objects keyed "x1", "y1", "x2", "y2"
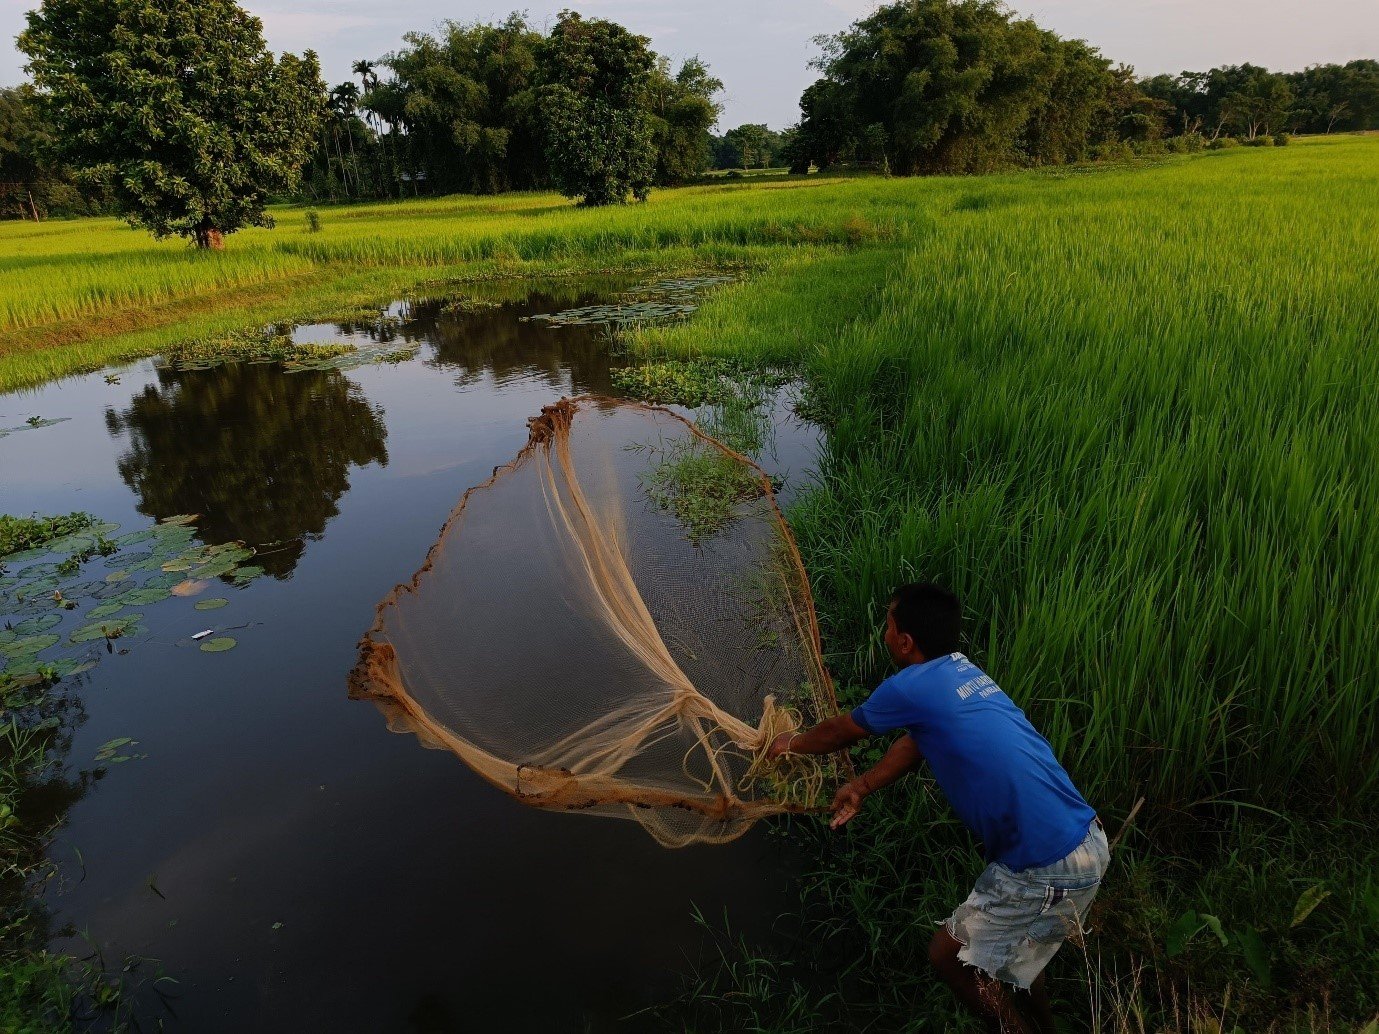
[{"x1": 0, "y1": 290, "x2": 822, "y2": 1032}]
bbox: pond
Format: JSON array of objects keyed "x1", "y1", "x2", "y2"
[{"x1": 0, "y1": 284, "x2": 825, "y2": 1032}]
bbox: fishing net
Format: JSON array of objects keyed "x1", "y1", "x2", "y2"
[{"x1": 349, "y1": 397, "x2": 845, "y2": 847}]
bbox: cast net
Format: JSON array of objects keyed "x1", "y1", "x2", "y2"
[{"x1": 349, "y1": 397, "x2": 844, "y2": 847}]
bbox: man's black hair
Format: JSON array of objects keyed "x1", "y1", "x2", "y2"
[{"x1": 890, "y1": 582, "x2": 962, "y2": 658}]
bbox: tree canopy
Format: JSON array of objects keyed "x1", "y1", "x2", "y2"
[
  {"x1": 1143, "y1": 60, "x2": 1379, "y2": 138},
  {"x1": 790, "y1": 0, "x2": 1160, "y2": 175},
  {"x1": 18, "y1": 0, "x2": 325, "y2": 245},
  {"x1": 537, "y1": 12, "x2": 658, "y2": 205}
]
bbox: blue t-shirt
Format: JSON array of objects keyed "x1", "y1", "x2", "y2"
[{"x1": 851, "y1": 653, "x2": 1095, "y2": 872}]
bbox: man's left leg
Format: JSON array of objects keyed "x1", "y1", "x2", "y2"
[{"x1": 928, "y1": 927, "x2": 1036, "y2": 1034}]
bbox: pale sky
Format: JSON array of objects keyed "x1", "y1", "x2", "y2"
[{"x1": 3, "y1": 0, "x2": 1377, "y2": 129}]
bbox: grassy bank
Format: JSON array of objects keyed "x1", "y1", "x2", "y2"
[
  {"x1": 4, "y1": 136, "x2": 1378, "y2": 1029},
  {"x1": 630, "y1": 136, "x2": 1379, "y2": 1029}
]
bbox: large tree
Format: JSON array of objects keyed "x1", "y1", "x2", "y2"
[
  {"x1": 539, "y1": 11, "x2": 658, "y2": 206},
  {"x1": 364, "y1": 16, "x2": 546, "y2": 195},
  {"x1": 791, "y1": 0, "x2": 1160, "y2": 175},
  {"x1": 18, "y1": 0, "x2": 325, "y2": 247},
  {"x1": 648, "y1": 56, "x2": 723, "y2": 185}
]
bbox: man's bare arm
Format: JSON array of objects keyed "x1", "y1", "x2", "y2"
[
  {"x1": 829, "y1": 734, "x2": 923, "y2": 828},
  {"x1": 766, "y1": 713, "x2": 869, "y2": 760}
]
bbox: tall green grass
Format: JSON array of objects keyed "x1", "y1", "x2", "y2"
[
  {"x1": 638, "y1": 135, "x2": 1379, "y2": 818},
  {"x1": 630, "y1": 137, "x2": 1379, "y2": 1029}
]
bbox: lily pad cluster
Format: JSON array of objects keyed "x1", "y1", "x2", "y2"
[
  {"x1": 1, "y1": 513, "x2": 264, "y2": 692},
  {"x1": 522, "y1": 274, "x2": 738, "y2": 329}
]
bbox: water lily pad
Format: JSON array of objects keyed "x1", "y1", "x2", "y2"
[
  {"x1": 198, "y1": 636, "x2": 237, "y2": 653},
  {"x1": 105, "y1": 571, "x2": 130, "y2": 583},
  {"x1": 159, "y1": 514, "x2": 199, "y2": 527},
  {"x1": 88, "y1": 522, "x2": 121, "y2": 536},
  {"x1": 17, "y1": 563, "x2": 61, "y2": 579},
  {"x1": 45, "y1": 533, "x2": 97, "y2": 554},
  {"x1": 50, "y1": 657, "x2": 98, "y2": 678},
  {"x1": 1, "y1": 633, "x2": 61, "y2": 658},
  {"x1": 1, "y1": 547, "x2": 50, "y2": 564},
  {"x1": 231, "y1": 565, "x2": 266, "y2": 585},
  {"x1": 160, "y1": 557, "x2": 194, "y2": 572},
  {"x1": 116, "y1": 586, "x2": 171, "y2": 606},
  {"x1": 86, "y1": 602, "x2": 124, "y2": 620},
  {"x1": 15, "y1": 577, "x2": 59, "y2": 601},
  {"x1": 194, "y1": 597, "x2": 229, "y2": 611},
  {"x1": 113, "y1": 529, "x2": 155, "y2": 547},
  {"x1": 14, "y1": 613, "x2": 61, "y2": 635},
  {"x1": 89, "y1": 581, "x2": 127, "y2": 600},
  {"x1": 192, "y1": 556, "x2": 240, "y2": 578},
  {"x1": 70, "y1": 615, "x2": 142, "y2": 643}
]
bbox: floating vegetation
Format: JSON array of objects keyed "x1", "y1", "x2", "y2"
[
  {"x1": 194, "y1": 598, "x2": 229, "y2": 611},
  {"x1": 282, "y1": 340, "x2": 419, "y2": 372},
  {"x1": 198, "y1": 636, "x2": 237, "y2": 653},
  {"x1": 611, "y1": 357, "x2": 792, "y2": 409},
  {"x1": 1, "y1": 511, "x2": 268, "y2": 684},
  {"x1": 68, "y1": 615, "x2": 143, "y2": 644},
  {"x1": 0, "y1": 415, "x2": 71, "y2": 438},
  {"x1": 523, "y1": 274, "x2": 737, "y2": 329},
  {"x1": 0, "y1": 512, "x2": 95, "y2": 557},
  {"x1": 439, "y1": 296, "x2": 503, "y2": 316},
  {"x1": 93, "y1": 737, "x2": 145, "y2": 764},
  {"x1": 161, "y1": 331, "x2": 355, "y2": 372},
  {"x1": 639, "y1": 438, "x2": 766, "y2": 543}
]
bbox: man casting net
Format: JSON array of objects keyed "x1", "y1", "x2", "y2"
[{"x1": 349, "y1": 397, "x2": 844, "y2": 847}]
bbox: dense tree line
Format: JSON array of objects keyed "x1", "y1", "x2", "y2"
[
  {"x1": 1142, "y1": 60, "x2": 1379, "y2": 139},
  {"x1": 299, "y1": 12, "x2": 721, "y2": 204},
  {"x1": 709, "y1": 124, "x2": 796, "y2": 170},
  {"x1": 6, "y1": 0, "x2": 1379, "y2": 224}
]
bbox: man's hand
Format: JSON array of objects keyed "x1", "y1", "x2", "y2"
[
  {"x1": 830, "y1": 778, "x2": 870, "y2": 829},
  {"x1": 766, "y1": 732, "x2": 794, "y2": 761}
]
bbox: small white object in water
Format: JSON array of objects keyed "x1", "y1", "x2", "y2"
[{"x1": 191, "y1": 629, "x2": 214, "y2": 640}]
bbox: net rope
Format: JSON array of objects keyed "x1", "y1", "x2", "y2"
[{"x1": 349, "y1": 397, "x2": 845, "y2": 847}]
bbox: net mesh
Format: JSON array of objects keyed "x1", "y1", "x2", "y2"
[{"x1": 349, "y1": 397, "x2": 845, "y2": 847}]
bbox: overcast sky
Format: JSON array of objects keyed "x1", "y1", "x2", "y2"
[{"x1": 3, "y1": 0, "x2": 1377, "y2": 129}]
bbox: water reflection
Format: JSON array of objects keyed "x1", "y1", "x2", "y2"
[
  {"x1": 104, "y1": 364, "x2": 389, "y2": 578},
  {"x1": 421, "y1": 294, "x2": 617, "y2": 393}
]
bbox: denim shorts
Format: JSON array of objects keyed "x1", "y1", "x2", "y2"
[{"x1": 944, "y1": 822, "x2": 1109, "y2": 989}]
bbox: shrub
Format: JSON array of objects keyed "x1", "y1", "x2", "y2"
[
  {"x1": 1244, "y1": 135, "x2": 1275, "y2": 147},
  {"x1": 1092, "y1": 140, "x2": 1134, "y2": 162},
  {"x1": 1207, "y1": 137, "x2": 1241, "y2": 150},
  {"x1": 1275, "y1": 132, "x2": 1291, "y2": 147},
  {"x1": 304, "y1": 208, "x2": 321, "y2": 233}
]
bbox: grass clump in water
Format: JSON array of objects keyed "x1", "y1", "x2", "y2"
[
  {"x1": 642, "y1": 442, "x2": 764, "y2": 543},
  {"x1": 161, "y1": 330, "x2": 355, "y2": 372}
]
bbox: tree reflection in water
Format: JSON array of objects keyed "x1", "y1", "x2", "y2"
[{"x1": 105, "y1": 364, "x2": 389, "y2": 578}]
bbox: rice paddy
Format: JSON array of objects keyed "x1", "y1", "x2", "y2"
[{"x1": 4, "y1": 134, "x2": 1377, "y2": 1028}]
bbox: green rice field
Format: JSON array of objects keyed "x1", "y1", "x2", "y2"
[{"x1": 4, "y1": 135, "x2": 1378, "y2": 1029}]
